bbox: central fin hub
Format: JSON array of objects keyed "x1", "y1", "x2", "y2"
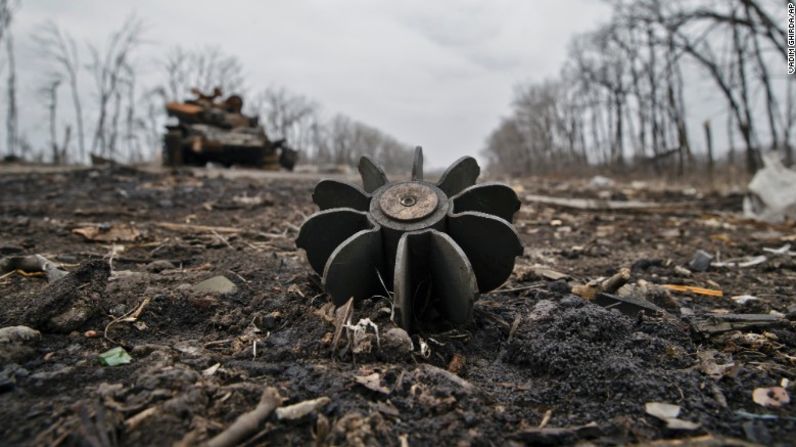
[{"x1": 379, "y1": 182, "x2": 438, "y2": 222}]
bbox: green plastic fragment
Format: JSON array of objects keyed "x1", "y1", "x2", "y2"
[{"x1": 98, "y1": 346, "x2": 132, "y2": 366}]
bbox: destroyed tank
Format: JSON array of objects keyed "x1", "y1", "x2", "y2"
[{"x1": 163, "y1": 88, "x2": 298, "y2": 170}]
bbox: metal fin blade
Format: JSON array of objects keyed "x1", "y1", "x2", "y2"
[
  {"x1": 295, "y1": 209, "x2": 372, "y2": 275},
  {"x1": 322, "y1": 227, "x2": 384, "y2": 306},
  {"x1": 358, "y1": 156, "x2": 388, "y2": 193},
  {"x1": 411, "y1": 146, "x2": 424, "y2": 181},
  {"x1": 436, "y1": 156, "x2": 480, "y2": 197},
  {"x1": 313, "y1": 179, "x2": 371, "y2": 211},
  {"x1": 429, "y1": 230, "x2": 477, "y2": 325},
  {"x1": 447, "y1": 212, "x2": 523, "y2": 292},
  {"x1": 394, "y1": 232, "x2": 416, "y2": 331},
  {"x1": 451, "y1": 182, "x2": 521, "y2": 223},
  {"x1": 393, "y1": 231, "x2": 434, "y2": 331}
]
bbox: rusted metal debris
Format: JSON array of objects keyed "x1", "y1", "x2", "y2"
[
  {"x1": 296, "y1": 147, "x2": 523, "y2": 331},
  {"x1": 163, "y1": 88, "x2": 298, "y2": 170}
]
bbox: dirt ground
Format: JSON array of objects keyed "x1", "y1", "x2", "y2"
[{"x1": 0, "y1": 164, "x2": 794, "y2": 446}]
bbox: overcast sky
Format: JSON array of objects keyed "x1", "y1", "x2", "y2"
[{"x1": 10, "y1": 0, "x2": 613, "y2": 168}]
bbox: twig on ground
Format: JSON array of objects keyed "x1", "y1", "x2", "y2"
[
  {"x1": 103, "y1": 296, "x2": 152, "y2": 345},
  {"x1": 105, "y1": 244, "x2": 124, "y2": 273},
  {"x1": 539, "y1": 409, "x2": 552, "y2": 428},
  {"x1": 211, "y1": 230, "x2": 234, "y2": 249},
  {"x1": 206, "y1": 387, "x2": 283, "y2": 447},
  {"x1": 375, "y1": 269, "x2": 396, "y2": 321},
  {"x1": 125, "y1": 406, "x2": 159, "y2": 431},
  {"x1": 153, "y1": 222, "x2": 242, "y2": 234},
  {"x1": 204, "y1": 338, "x2": 234, "y2": 348},
  {"x1": 489, "y1": 283, "x2": 545, "y2": 294},
  {"x1": 523, "y1": 194, "x2": 687, "y2": 212}
]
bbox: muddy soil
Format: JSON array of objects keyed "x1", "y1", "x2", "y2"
[{"x1": 0, "y1": 165, "x2": 794, "y2": 446}]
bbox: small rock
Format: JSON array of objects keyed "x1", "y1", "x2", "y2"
[
  {"x1": 731, "y1": 295, "x2": 758, "y2": 305},
  {"x1": 381, "y1": 328, "x2": 413, "y2": 360},
  {"x1": 192, "y1": 275, "x2": 237, "y2": 295},
  {"x1": 674, "y1": 266, "x2": 692, "y2": 277},
  {"x1": 0, "y1": 326, "x2": 41, "y2": 344},
  {"x1": 646, "y1": 402, "x2": 681, "y2": 420},
  {"x1": 689, "y1": 250, "x2": 713, "y2": 272},
  {"x1": 146, "y1": 260, "x2": 175, "y2": 273},
  {"x1": 752, "y1": 387, "x2": 790, "y2": 408}
]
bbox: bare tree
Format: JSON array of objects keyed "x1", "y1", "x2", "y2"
[
  {"x1": 482, "y1": 118, "x2": 528, "y2": 176},
  {"x1": 0, "y1": 0, "x2": 16, "y2": 158},
  {"x1": 484, "y1": 0, "x2": 790, "y2": 176},
  {"x1": 785, "y1": 80, "x2": 795, "y2": 166},
  {"x1": 310, "y1": 113, "x2": 413, "y2": 171},
  {"x1": 0, "y1": 0, "x2": 12, "y2": 46},
  {"x1": 250, "y1": 86, "x2": 319, "y2": 152},
  {"x1": 137, "y1": 87, "x2": 166, "y2": 160},
  {"x1": 35, "y1": 22, "x2": 86, "y2": 161},
  {"x1": 324, "y1": 114, "x2": 355, "y2": 166},
  {"x1": 122, "y1": 64, "x2": 142, "y2": 161},
  {"x1": 162, "y1": 46, "x2": 189, "y2": 102},
  {"x1": 87, "y1": 15, "x2": 144, "y2": 158},
  {"x1": 744, "y1": 0, "x2": 779, "y2": 153},
  {"x1": 161, "y1": 46, "x2": 245, "y2": 101},
  {"x1": 636, "y1": 0, "x2": 784, "y2": 173},
  {"x1": 40, "y1": 79, "x2": 62, "y2": 163},
  {"x1": 703, "y1": 119, "x2": 714, "y2": 180},
  {"x1": 5, "y1": 30, "x2": 17, "y2": 157}
]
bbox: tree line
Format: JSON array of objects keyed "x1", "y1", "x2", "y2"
[
  {"x1": 0, "y1": 4, "x2": 415, "y2": 172},
  {"x1": 483, "y1": 0, "x2": 790, "y2": 177}
]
